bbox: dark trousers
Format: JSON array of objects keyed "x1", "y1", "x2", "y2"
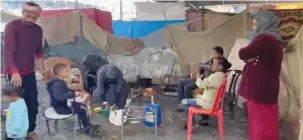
[
  {"x1": 8, "y1": 72, "x2": 38, "y2": 132},
  {"x1": 177, "y1": 79, "x2": 198, "y2": 103},
  {"x1": 86, "y1": 71, "x2": 97, "y2": 94},
  {"x1": 102, "y1": 80, "x2": 128, "y2": 109},
  {"x1": 54, "y1": 102, "x2": 91, "y2": 134},
  {"x1": 177, "y1": 79, "x2": 209, "y2": 121}
]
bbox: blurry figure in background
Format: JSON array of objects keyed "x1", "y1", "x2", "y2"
[
  {"x1": 80, "y1": 54, "x2": 108, "y2": 94},
  {"x1": 47, "y1": 63, "x2": 101, "y2": 136},
  {"x1": 182, "y1": 57, "x2": 231, "y2": 131},
  {"x1": 93, "y1": 65, "x2": 128, "y2": 110},
  {"x1": 175, "y1": 46, "x2": 224, "y2": 113},
  {"x1": 3, "y1": 2, "x2": 45, "y2": 139},
  {"x1": 239, "y1": 11, "x2": 283, "y2": 140},
  {"x1": 2, "y1": 84, "x2": 29, "y2": 140}
]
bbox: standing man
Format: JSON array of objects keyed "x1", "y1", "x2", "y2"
[{"x1": 3, "y1": 2, "x2": 45, "y2": 139}]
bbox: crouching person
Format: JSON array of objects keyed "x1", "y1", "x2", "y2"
[
  {"x1": 93, "y1": 65, "x2": 128, "y2": 110},
  {"x1": 182, "y1": 57, "x2": 231, "y2": 131},
  {"x1": 47, "y1": 63, "x2": 101, "y2": 136}
]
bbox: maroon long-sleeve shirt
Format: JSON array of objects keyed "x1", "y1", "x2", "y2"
[
  {"x1": 3, "y1": 19, "x2": 43, "y2": 75},
  {"x1": 239, "y1": 34, "x2": 283, "y2": 104}
]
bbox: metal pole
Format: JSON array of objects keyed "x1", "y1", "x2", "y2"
[
  {"x1": 121, "y1": 110, "x2": 125, "y2": 140},
  {"x1": 154, "y1": 110, "x2": 158, "y2": 140},
  {"x1": 75, "y1": 0, "x2": 78, "y2": 10},
  {"x1": 75, "y1": 0, "x2": 83, "y2": 36},
  {"x1": 120, "y1": 0, "x2": 123, "y2": 20}
]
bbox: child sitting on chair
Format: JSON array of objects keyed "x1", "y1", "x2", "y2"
[
  {"x1": 46, "y1": 63, "x2": 101, "y2": 136},
  {"x1": 2, "y1": 83, "x2": 28, "y2": 140},
  {"x1": 182, "y1": 57, "x2": 231, "y2": 131}
]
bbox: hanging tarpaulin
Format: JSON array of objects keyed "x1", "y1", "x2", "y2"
[
  {"x1": 112, "y1": 20, "x2": 185, "y2": 38},
  {"x1": 276, "y1": 3, "x2": 303, "y2": 10},
  {"x1": 1, "y1": 11, "x2": 19, "y2": 23},
  {"x1": 40, "y1": 8, "x2": 113, "y2": 33},
  {"x1": 135, "y1": 2, "x2": 185, "y2": 21}
]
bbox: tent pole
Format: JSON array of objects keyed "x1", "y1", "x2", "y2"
[
  {"x1": 75, "y1": 0, "x2": 78, "y2": 11},
  {"x1": 75, "y1": 0, "x2": 83, "y2": 36},
  {"x1": 120, "y1": 0, "x2": 123, "y2": 20}
]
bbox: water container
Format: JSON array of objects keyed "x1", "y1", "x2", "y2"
[{"x1": 143, "y1": 104, "x2": 161, "y2": 127}]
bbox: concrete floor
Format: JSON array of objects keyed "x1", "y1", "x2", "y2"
[{"x1": 1, "y1": 78, "x2": 248, "y2": 140}]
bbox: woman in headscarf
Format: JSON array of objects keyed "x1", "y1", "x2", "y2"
[{"x1": 238, "y1": 11, "x2": 283, "y2": 140}]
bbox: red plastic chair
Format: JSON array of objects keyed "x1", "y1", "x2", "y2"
[{"x1": 186, "y1": 78, "x2": 228, "y2": 140}]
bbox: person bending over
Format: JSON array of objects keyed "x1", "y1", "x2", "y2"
[
  {"x1": 47, "y1": 63, "x2": 101, "y2": 136},
  {"x1": 175, "y1": 46, "x2": 224, "y2": 112},
  {"x1": 2, "y1": 84, "x2": 29, "y2": 140},
  {"x1": 93, "y1": 65, "x2": 128, "y2": 110},
  {"x1": 182, "y1": 57, "x2": 231, "y2": 131}
]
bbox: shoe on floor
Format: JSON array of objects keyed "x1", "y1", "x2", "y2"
[
  {"x1": 184, "y1": 124, "x2": 199, "y2": 132},
  {"x1": 198, "y1": 119, "x2": 210, "y2": 126},
  {"x1": 174, "y1": 107, "x2": 184, "y2": 112}
]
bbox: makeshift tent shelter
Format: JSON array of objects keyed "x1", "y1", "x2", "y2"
[
  {"x1": 40, "y1": 8, "x2": 113, "y2": 33},
  {"x1": 112, "y1": 20, "x2": 184, "y2": 38},
  {"x1": 135, "y1": 2, "x2": 185, "y2": 21},
  {"x1": 1, "y1": 11, "x2": 19, "y2": 23},
  {"x1": 185, "y1": 10, "x2": 234, "y2": 32},
  {"x1": 37, "y1": 12, "x2": 143, "y2": 56},
  {"x1": 168, "y1": 10, "x2": 248, "y2": 73}
]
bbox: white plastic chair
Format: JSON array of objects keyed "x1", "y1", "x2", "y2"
[{"x1": 42, "y1": 99, "x2": 81, "y2": 139}]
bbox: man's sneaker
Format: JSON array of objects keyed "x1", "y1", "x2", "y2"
[
  {"x1": 174, "y1": 107, "x2": 184, "y2": 112},
  {"x1": 198, "y1": 119, "x2": 210, "y2": 126},
  {"x1": 174, "y1": 104, "x2": 184, "y2": 112}
]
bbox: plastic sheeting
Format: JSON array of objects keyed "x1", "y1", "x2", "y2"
[
  {"x1": 37, "y1": 12, "x2": 143, "y2": 56},
  {"x1": 185, "y1": 11, "x2": 233, "y2": 32},
  {"x1": 112, "y1": 20, "x2": 185, "y2": 38},
  {"x1": 1, "y1": 11, "x2": 19, "y2": 23},
  {"x1": 168, "y1": 10, "x2": 248, "y2": 73},
  {"x1": 135, "y1": 2, "x2": 185, "y2": 21},
  {"x1": 40, "y1": 8, "x2": 113, "y2": 33}
]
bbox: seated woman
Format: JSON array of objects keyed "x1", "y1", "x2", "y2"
[
  {"x1": 175, "y1": 46, "x2": 224, "y2": 112},
  {"x1": 182, "y1": 57, "x2": 231, "y2": 131}
]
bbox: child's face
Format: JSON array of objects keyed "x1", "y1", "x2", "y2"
[
  {"x1": 211, "y1": 59, "x2": 223, "y2": 72},
  {"x1": 58, "y1": 67, "x2": 68, "y2": 78},
  {"x1": 5, "y1": 95, "x2": 18, "y2": 102}
]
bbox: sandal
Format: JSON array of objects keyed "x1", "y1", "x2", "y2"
[
  {"x1": 91, "y1": 125, "x2": 101, "y2": 136},
  {"x1": 184, "y1": 124, "x2": 199, "y2": 132}
]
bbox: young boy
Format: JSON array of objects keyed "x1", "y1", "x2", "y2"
[
  {"x1": 2, "y1": 83, "x2": 29, "y2": 140},
  {"x1": 46, "y1": 63, "x2": 101, "y2": 136},
  {"x1": 182, "y1": 56, "x2": 231, "y2": 131}
]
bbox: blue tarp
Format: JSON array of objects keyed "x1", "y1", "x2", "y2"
[{"x1": 112, "y1": 20, "x2": 185, "y2": 38}]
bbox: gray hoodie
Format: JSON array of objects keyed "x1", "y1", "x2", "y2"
[{"x1": 93, "y1": 65, "x2": 125, "y2": 104}]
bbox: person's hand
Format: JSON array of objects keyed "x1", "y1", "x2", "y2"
[
  {"x1": 75, "y1": 91, "x2": 84, "y2": 97},
  {"x1": 40, "y1": 70, "x2": 47, "y2": 80},
  {"x1": 195, "y1": 67, "x2": 201, "y2": 77},
  {"x1": 11, "y1": 73, "x2": 22, "y2": 87},
  {"x1": 193, "y1": 62, "x2": 200, "y2": 67}
]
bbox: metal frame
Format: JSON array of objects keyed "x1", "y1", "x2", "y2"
[{"x1": 121, "y1": 106, "x2": 158, "y2": 140}]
